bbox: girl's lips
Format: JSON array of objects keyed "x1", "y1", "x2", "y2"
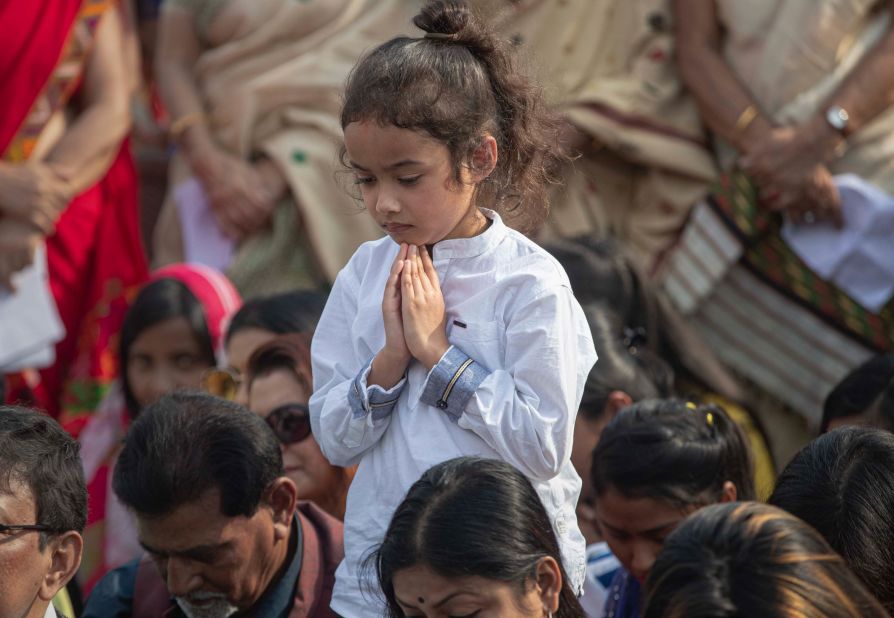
[{"x1": 384, "y1": 223, "x2": 413, "y2": 233}]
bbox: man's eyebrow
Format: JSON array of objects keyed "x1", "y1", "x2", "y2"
[{"x1": 139, "y1": 540, "x2": 230, "y2": 559}]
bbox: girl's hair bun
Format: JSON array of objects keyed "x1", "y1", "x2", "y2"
[
  {"x1": 413, "y1": 0, "x2": 471, "y2": 37},
  {"x1": 413, "y1": 0, "x2": 495, "y2": 54}
]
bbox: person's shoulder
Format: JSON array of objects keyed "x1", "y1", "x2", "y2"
[
  {"x1": 496, "y1": 229, "x2": 572, "y2": 295},
  {"x1": 81, "y1": 559, "x2": 140, "y2": 617},
  {"x1": 297, "y1": 501, "x2": 344, "y2": 558}
]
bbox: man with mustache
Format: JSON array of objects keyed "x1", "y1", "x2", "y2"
[{"x1": 82, "y1": 392, "x2": 343, "y2": 617}]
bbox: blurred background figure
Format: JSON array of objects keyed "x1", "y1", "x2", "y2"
[
  {"x1": 372, "y1": 457, "x2": 586, "y2": 618},
  {"x1": 657, "y1": 0, "x2": 894, "y2": 424},
  {"x1": 644, "y1": 502, "x2": 891, "y2": 618},
  {"x1": 215, "y1": 290, "x2": 328, "y2": 405},
  {"x1": 770, "y1": 427, "x2": 894, "y2": 614},
  {"x1": 151, "y1": 0, "x2": 420, "y2": 296},
  {"x1": 484, "y1": 0, "x2": 894, "y2": 441},
  {"x1": 547, "y1": 238, "x2": 774, "y2": 498},
  {"x1": 76, "y1": 263, "x2": 241, "y2": 594},
  {"x1": 245, "y1": 334, "x2": 355, "y2": 520},
  {"x1": 821, "y1": 354, "x2": 894, "y2": 432},
  {"x1": 1, "y1": 1, "x2": 149, "y2": 434},
  {"x1": 482, "y1": 0, "x2": 717, "y2": 272}
]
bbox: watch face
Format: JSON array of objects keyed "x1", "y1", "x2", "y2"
[{"x1": 827, "y1": 106, "x2": 849, "y2": 131}]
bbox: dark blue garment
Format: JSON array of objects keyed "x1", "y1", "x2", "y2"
[
  {"x1": 80, "y1": 559, "x2": 139, "y2": 618},
  {"x1": 602, "y1": 569, "x2": 641, "y2": 618}
]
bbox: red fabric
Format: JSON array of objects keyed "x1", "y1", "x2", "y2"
[
  {"x1": 28, "y1": 140, "x2": 149, "y2": 436},
  {"x1": 0, "y1": 0, "x2": 82, "y2": 154}
]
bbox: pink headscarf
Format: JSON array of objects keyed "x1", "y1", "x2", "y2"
[{"x1": 150, "y1": 263, "x2": 242, "y2": 356}]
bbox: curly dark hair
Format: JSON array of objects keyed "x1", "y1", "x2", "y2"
[{"x1": 340, "y1": 0, "x2": 568, "y2": 234}]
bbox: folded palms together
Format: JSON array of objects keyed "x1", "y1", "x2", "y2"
[{"x1": 382, "y1": 243, "x2": 449, "y2": 372}]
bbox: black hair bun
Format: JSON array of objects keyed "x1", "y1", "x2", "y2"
[{"x1": 413, "y1": 0, "x2": 471, "y2": 37}]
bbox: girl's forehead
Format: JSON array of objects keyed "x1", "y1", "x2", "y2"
[
  {"x1": 596, "y1": 487, "x2": 694, "y2": 529},
  {"x1": 344, "y1": 121, "x2": 448, "y2": 167}
]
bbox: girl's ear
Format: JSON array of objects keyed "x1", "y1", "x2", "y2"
[
  {"x1": 719, "y1": 480, "x2": 738, "y2": 503},
  {"x1": 533, "y1": 556, "x2": 562, "y2": 613},
  {"x1": 469, "y1": 135, "x2": 498, "y2": 182}
]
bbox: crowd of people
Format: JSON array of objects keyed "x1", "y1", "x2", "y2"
[{"x1": 2, "y1": 0, "x2": 894, "y2": 617}]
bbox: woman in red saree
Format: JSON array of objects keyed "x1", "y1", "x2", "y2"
[{"x1": 0, "y1": 0, "x2": 149, "y2": 437}]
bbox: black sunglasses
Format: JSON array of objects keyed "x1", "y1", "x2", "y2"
[
  {"x1": 0, "y1": 523, "x2": 58, "y2": 535},
  {"x1": 266, "y1": 403, "x2": 312, "y2": 445}
]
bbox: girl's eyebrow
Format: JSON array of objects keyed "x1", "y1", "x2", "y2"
[{"x1": 350, "y1": 159, "x2": 424, "y2": 172}]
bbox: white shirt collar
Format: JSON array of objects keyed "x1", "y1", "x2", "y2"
[
  {"x1": 44, "y1": 605, "x2": 58, "y2": 618},
  {"x1": 431, "y1": 209, "x2": 506, "y2": 260}
]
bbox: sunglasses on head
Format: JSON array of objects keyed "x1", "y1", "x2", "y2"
[
  {"x1": 201, "y1": 368, "x2": 242, "y2": 401},
  {"x1": 266, "y1": 403, "x2": 312, "y2": 445}
]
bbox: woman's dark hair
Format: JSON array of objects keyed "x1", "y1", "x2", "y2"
[
  {"x1": 225, "y1": 291, "x2": 328, "y2": 345},
  {"x1": 644, "y1": 502, "x2": 890, "y2": 618},
  {"x1": 578, "y1": 303, "x2": 674, "y2": 422},
  {"x1": 0, "y1": 406, "x2": 87, "y2": 548},
  {"x1": 822, "y1": 354, "x2": 894, "y2": 433},
  {"x1": 246, "y1": 333, "x2": 314, "y2": 396},
  {"x1": 119, "y1": 278, "x2": 215, "y2": 417},
  {"x1": 592, "y1": 399, "x2": 755, "y2": 506},
  {"x1": 769, "y1": 427, "x2": 894, "y2": 612},
  {"x1": 341, "y1": 0, "x2": 568, "y2": 234},
  {"x1": 544, "y1": 237, "x2": 652, "y2": 327},
  {"x1": 113, "y1": 392, "x2": 283, "y2": 518},
  {"x1": 370, "y1": 457, "x2": 585, "y2": 618}
]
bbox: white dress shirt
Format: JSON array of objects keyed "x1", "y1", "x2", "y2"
[{"x1": 310, "y1": 210, "x2": 598, "y2": 616}]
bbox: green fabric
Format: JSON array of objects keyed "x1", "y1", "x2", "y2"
[
  {"x1": 226, "y1": 199, "x2": 324, "y2": 298},
  {"x1": 709, "y1": 172, "x2": 894, "y2": 351}
]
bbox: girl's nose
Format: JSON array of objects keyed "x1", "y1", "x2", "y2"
[{"x1": 375, "y1": 188, "x2": 400, "y2": 215}]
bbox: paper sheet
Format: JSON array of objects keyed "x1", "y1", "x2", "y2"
[
  {"x1": 0, "y1": 245, "x2": 65, "y2": 372},
  {"x1": 782, "y1": 175, "x2": 894, "y2": 313},
  {"x1": 174, "y1": 178, "x2": 236, "y2": 273}
]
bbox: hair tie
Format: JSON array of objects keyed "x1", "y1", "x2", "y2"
[
  {"x1": 424, "y1": 32, "x2": 459, "y2": 41},
  {"x1": 623, "y1": 326, "x2": 647, "y2": 355},
  {"x1": 686, "y1": 401, "x2": 697, "y2": 410},
  {"x1": 706, "y1": 412, "x2": 715, "y2": 427}
]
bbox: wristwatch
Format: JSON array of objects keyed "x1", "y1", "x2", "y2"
[{"x1": 825, "y1": 105, "x2": 851, "y2": 137}]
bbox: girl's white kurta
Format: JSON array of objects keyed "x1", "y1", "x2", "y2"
[{"x1": 310, "y1": 210, "x2": 598, "y2": 616}]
